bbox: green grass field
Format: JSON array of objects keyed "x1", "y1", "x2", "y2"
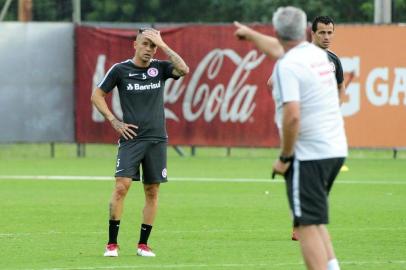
[{"x1": 1, "y1": 144, "x2": 405, "y2": 270}]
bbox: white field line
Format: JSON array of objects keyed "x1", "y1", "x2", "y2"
[
  {"x1": 2, "y1": 226, "x2": 406, "y2": 238},
  {"x1": 0, "y1": 175, "x2": 405, "y2": 184},
  {"x1": 22, "y1": 260, "x2": 406, "y2": 270},
  {"x1": 27, "y1": 263, "x2": 298, "y2": 270}
]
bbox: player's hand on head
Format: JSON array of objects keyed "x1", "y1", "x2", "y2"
[
  {"x1": 110, "y1": 119, "x2": 138, "y2": 140},
  {"x1": 142, "y1": 29, "x2": 164, "y2": 46}
]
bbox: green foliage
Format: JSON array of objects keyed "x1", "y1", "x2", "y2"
[
  {"x1": 1, "y1": 0, "x2": 405, "y2": 23},
  {"x1": 0, "y1": 0, "x2": 17, "y2": 20},
  {"x1": 0, "y1": 0, "x2": 73, "y2": 21},
  {"x1": 393, "y1": 0, "x2": 406, "y2": 21}
]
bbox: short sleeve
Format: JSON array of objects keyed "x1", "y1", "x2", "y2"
[
  {"x1": 160, "y1": 60, "x2": 180, "y2": 80},
  {"x1": 97, "y1": 64, "x2": 119, "y2": 93},
  {"x1": 274, "y1": 62, "x2": 300, "y2": 103},
  {"x1": 335, "y1": 58, "x2": 344, "y2": 85}
]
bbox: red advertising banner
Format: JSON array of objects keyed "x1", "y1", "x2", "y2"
[
  {"x1": 75, "y1": 25, "x2": 279, "y2": 146},
  {"x1": 75, "y1": 24, "x2": 406, "y2": 148}
]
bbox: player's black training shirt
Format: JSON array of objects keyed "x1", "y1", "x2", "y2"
[
  {"x1": 327, "y1": 50, "x2": 344, "y2": 85},
  {"x1": 98, "y1": 59, "x2": 179, "y2": 141}
]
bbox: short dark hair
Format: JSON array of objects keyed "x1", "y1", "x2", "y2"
[
  {"x1": 138, "y1": 28, "x2": 146, "y2": 34},
  {"x1": 137, "y1": 27, "x2": 156, "y2": 34},
  {"x1": 312, "y1": 16, "x2": 335, "y2": 32}
]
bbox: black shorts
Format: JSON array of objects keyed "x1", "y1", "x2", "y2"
[
  {"x1": 114, "y1": 140, "x2": 168, "y2": 184},
  {"x1": 284, "y1": 157, "x2": 345, "y2": 226}
]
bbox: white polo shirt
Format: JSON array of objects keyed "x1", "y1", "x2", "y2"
[{"x1": 272, "y1": 42, "x2": 348, "y2": 160}]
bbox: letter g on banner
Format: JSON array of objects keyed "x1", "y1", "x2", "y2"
[{"x1": 341, "y1": 56, "x2": 360, "y2": 117}]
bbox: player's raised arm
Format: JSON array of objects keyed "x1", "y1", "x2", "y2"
[
  {"x1": 234, "y1": 21, "x2": 284, "y2": 60},
  {"x1": 141, "y1": 29, "x2": 189, "y2": 77}
]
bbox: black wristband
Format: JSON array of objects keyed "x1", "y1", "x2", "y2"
[{"x1": 279, "y1": 155, "x2": 294, "y2": 163}]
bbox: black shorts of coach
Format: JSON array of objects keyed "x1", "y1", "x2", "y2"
[
  {"x1": 114, "y1": 139, "x2": 168, "y2": 184},
  {"x1": 284, "y1": 157, "x2": 345, "y2": 227}
]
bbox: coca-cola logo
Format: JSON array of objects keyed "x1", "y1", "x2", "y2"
[
  {"x1": 164, "y1": 49, "x2": 266, "y2": 123},
  {"x1": 91, "y1": 49, "x2": 266, "y2": 124}
]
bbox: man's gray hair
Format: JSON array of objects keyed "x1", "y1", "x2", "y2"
[{"x1": 272, "y1": 6, "x2": 307, "y2": 41}]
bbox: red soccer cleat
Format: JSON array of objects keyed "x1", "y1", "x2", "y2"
[
  {"x1": 104, "y1": 243, "x2": 119, "y2": 257},
  {"x1": 137, "y1": 243, "x2": 156, "y2": 257}
]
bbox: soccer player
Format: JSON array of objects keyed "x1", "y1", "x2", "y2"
[
  {"x1": 311, "y1": 16, "x2": 345, "y2": 103},
  {"x1": 234, "y1": 16, "x2": 344, "y2": 101},
  {"x1": 91, "y1": 28, "x2": 189, "y2": 257},
  {"x1": 234, "y1": 15, "x2": 347, "y2": 242},
  {"x1": 270, "y1": 7, "x2": 347, "y2": 270}
]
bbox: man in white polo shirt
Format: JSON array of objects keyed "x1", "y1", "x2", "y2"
[
  {"x1": 234, "y1": 12, "x2": 349, "y2": 244},
  {"x1": 270, "y1": 6, "x2": 347, "y2": 270}
]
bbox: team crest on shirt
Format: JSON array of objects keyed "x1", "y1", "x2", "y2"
[
  {"x1": 162, "y1": 168, "x2": 167, "y2": 178},
  {"x1": 147, "y1": 67, "x2": 158, "y2": 77}
]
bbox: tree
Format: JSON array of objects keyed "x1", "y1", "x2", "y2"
[{"x1": 0, "y1": 0, "x2": 405, "y2": 23}]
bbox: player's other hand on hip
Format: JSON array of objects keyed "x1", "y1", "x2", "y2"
[{"x1": 110, "y1": 119, "x2": 138, "y2": 140}]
